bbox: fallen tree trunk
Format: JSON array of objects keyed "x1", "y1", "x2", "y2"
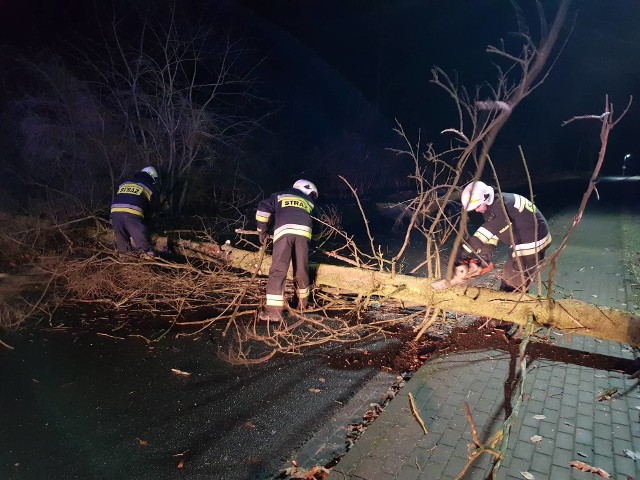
[{"x1": 162, "y1": 237, "x2": 640, "y2": 348}]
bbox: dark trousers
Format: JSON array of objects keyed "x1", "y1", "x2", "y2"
[
  {"x1": 111, "y1": 212, "x2": 152, "y2": 253},
  {"x1": 501, "y1": 248, "x2": 548, "y2": 292},
  {"x1": 265, "y1": 234, "x2": 310, "y2": 314}
]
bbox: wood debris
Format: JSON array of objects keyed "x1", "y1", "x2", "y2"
[{"x1": 569, "y1": 460, "x2": 610, "y2": 478}]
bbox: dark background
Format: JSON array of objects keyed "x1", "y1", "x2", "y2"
[
  {"x1": 234, "y1": 0, "x2": 640, "y2": 181},
  {"x1": 1, "y1": 0, "x2": 639, "y2": 196}
]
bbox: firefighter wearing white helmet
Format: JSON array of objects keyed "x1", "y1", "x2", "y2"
[
  {"x1": 110, "y1": 166, "x2": 160, "y2": 257},
  {"x1": 255, "y1": 179, "x2": 321, "y2": 321},
  {"x1": 461, "y1": 181, "x2": 494, "y2": 212},
  {"x1": 292, "y1": 179, "x2": 318, "y2": 199},
  {"x1": 457, "y1": 181, "x2": 552, "y2": 292},
  {"x1": 141, "y1": 166, "x2": 159, "y2": 184}
]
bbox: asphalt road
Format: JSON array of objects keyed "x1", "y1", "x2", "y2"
[{"x1": 0, "y1": 323, "x2": 399, "y2": 480}]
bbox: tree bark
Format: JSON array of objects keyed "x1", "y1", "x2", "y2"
[{"x1": 163, "y1": 237, "x2": 640, "y2": 348}]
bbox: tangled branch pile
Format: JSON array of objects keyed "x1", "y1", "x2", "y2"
[
  {"x1": 58, "y1": 247, "x2": 435, "y2": 364},
  {"x1": 61, "y1": 255, "x2": 257, "y2": 316},
  {"x1": 0, "y1": 203, "x2": 423, "y2": 360}
]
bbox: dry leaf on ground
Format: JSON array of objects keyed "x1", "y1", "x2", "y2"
[
  {"x1": 281, "y1": 464, "x2": 330, "y2": 479},
  {"x1": 596, "y1": 388, "x2": 619, "y2": 401},
  {"x1": 569, "y1": 460, "x2": 610, "y2": 478}
]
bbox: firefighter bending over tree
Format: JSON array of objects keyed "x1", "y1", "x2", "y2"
[
  {"x1": 110, "y1": 166, "x2": 159, "y2": 258},
  {"x1": 255, "y1": 179, "x2": 321, "y2": 322},
  {"x1": 457, "y1": 181, "x2": 552, "y2": 292}
]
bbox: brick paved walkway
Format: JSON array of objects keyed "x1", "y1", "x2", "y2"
[{"x1": 326, "y1": 178, "x2": 640, "y2": 480}]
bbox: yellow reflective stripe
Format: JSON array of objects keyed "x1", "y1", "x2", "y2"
[
  {"x1": 474, "y1": 226, "x2": 493, "y2": 241},
  {"x1": 474, "y1": 227, "x2": 499, "y2": 246},
  {"x1": 467, "y1": 198, "x2": 483, "y2": 209},
  {"x1": 111, "y1": 207, "x2": 144, "y2": 217},
  {"x1": 512, "y1": 234, "x2": 552, "y2": 257},
  {"x1": 297, "y1": 287, "x2": 310, "y2": 298},
  {"x1": 256, "y1": 210, "x2": 271, "y2": 223},
  {"x1": 277, "y1": 195, "x2": 313, "y2": 213},
  {"x1": 513, "y1": 194, "x2": 536, "y2": 213},
  {"x1": 116, "y1": 182, "x2": 151, "y2": 201},
  {"x1": 273, "y1": 224, "x2": 312, "y2": 242},
  {"x1": 266, "y1": 294, "x2": 284, "y2": 307},
  {"x1": 116, "y1": 183, "x2": 143, "y2": 195}
]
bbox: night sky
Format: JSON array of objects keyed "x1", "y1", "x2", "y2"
[
  {"x1": 1, "y1": 0, "x2": 639, "y2": 188},
  {"x1": 239, "y1": 0, "x2": 640, "y2": 175}
]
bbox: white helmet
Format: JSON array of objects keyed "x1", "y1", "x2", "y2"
[
  {"x1": 141, "y1": 166, "x2": 159, "y2": 183},
  {"x1": 293, "y1": 179, "x2": 318, "y2": 199},
  {"x1": 461, "y1": 181, "x2": 494, "y2": 211}
]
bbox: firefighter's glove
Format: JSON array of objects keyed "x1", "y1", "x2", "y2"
[
  {"x1": 454, "y1": 258, "x2": 482, "y2": 279},
  {"x1": 259, "y1": 231, "x2": 268, "y2": 245},
  {"x1": 466, "y1": 260, "x2": 482, "y2": 278},
  {"x1": 465, "y1": 259, "x2": 494, "y2": 278}
]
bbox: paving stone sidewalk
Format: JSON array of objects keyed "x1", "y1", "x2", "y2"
[{"x1": 327, "y1": 181, "x2": 640, "y2": 479}]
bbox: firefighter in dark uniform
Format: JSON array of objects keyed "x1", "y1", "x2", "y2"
[
  {"x1": 256, "y1": 179, "x2": 320, "y2": 321},
  {"x1": 110, "y1": 166, "x2": 159, "y2": 256},
  {"x1": 457, "y1": 181, "x2": 552, "y2": 292}
]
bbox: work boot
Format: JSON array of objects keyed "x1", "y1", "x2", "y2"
[
  {"x1": 258, "y1": 309, "x2": 284, "y2": 322},
  {"x1": 499, "y1": 281, "x2": 516, "y2": 293},
  {"x1": 291, "y1": 296, "x2": 315, "y2": 312}
]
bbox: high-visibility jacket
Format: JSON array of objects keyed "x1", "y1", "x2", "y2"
[
  {"x1": 256, "y1": 188, "x2": 320, "y2": 242},
  {"x1": 460, "y1": 192, "x2": 551, "y2": 261},
  {"x1": 110, "y1": 171, "x2": 155, "y2": 219}
]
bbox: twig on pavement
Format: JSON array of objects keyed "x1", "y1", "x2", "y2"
[{"x1": 408, "y1": 392, "x2": 428, "y2": 435}]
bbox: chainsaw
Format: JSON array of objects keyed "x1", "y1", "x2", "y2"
[{"x1": 431, "y1": 258, "x2": 494, "y2": 291}]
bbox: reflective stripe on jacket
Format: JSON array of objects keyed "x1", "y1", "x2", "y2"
[
  {"x1": 256, "y1": 188, "x2": 319, "y2": 242},
  {"x1": 462, "y1": 192, "x2": 551, "y2": 259},
  {"x1": 110, "y1": 172, "x2": 155, "y2": 218}
]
